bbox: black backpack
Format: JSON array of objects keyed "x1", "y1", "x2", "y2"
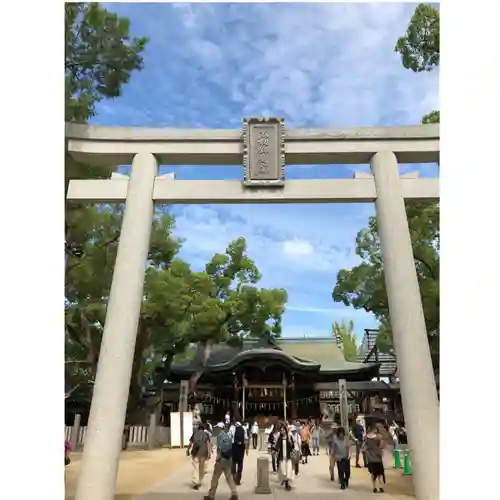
[{"x1": 234, "y1": 425, "x2": 245, "y2": 446}]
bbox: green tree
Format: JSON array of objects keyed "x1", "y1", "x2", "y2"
[
  {"x1": 332, "y1": 320, "x2": 359, "y2": 362},
  {"x1": 181, "y1": 237, "x2": 288, "y2": 391},
  {"x1": 395, "y1": 3, "x2": 440, "y2": 125},
  {"x1": 65, "y1": 208, "x2": 183, "y2": 417},
  {"x1": 65, "y1": 3, "x2": 148, "y2": 123},
  {"x1": 332, "y1": 203, "x2": 439, "y2": 368},
  {"x1": 66, "y1": 219, "x2": 288, "y2": 419},
  {"x1": 395, "y1": 4, "x2": 439, "y2": 73},
  {"x1": 65, "y1": 3, "x2": 149, "y2": 251},
  {"x1": 332, "y1": 3, "x2": 441, "y2": 370}
]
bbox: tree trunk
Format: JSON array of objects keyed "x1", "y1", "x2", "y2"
[
  {"x1": 125, "y1": 325, "x2": 149, "y2": 424},
  {"x1": 188, "y1": 341, "x2": 214, "y2": 392}
]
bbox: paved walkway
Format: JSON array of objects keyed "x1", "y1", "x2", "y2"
[
  {"x1": 65, "y1": 448, "x2": 188, "y2": 500},
  {"x1": 135, "y1": 449, "x2": 415, "y2": 500}
]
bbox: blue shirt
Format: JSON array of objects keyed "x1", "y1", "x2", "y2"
[{"x1": 352, "y1": 423, "x2": 364, "y2": 441}]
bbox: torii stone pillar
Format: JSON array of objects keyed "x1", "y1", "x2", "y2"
[
  {"x1": 370, "y1": 151, "x2": 439, "y2": 500},
  {"x1": 74, "y1": 153, "x2": 158, "y2": 500}
]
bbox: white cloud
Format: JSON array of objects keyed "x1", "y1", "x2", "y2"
[
  {"x1": 96, "y1": 2, "x2": 438, "y2": 338},
  {"x1": 172, "y1": 203, "x2": 367, "y2": 284},
  {"x1": 283, "y1": 239, "x2": 314, "y2": 260},
  {"x1": 167, "y1": 2, "x2": 438, "y2": 128},
  {"x1": 286, "y1": 306, "x2": 339, "y2": 315}
]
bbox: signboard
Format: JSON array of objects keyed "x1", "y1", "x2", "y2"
[
  {"x1": 170, "y1": 411, "x2": 193, "y2": 448},
  {"x1": 319, "y1": 379, "x2": 360, "y2": 421},
  {"x1": 243, "y1": 117, "x2": 285, "y2": 187},
  {"x1": 319, "y1": 391, "x2": 340, "y2": 400}
]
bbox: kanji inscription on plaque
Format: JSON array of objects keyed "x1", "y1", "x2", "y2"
[{"x1": 243, "y1": 117, "x2": 285, "y2": 187}]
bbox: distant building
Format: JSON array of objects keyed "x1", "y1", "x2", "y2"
[{"x1": 357, "y1": 329, "x2": 397, "y2": 379}]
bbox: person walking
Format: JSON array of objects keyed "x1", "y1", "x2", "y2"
[
  {"x1": 397, "y1": 423, "x2": 408, "y2": 446},
  {"x1": 64, "y1": 439, "x2": 72, "y2": 466},
  {"x1": 187, "y1": 423, "x2": 212, "y2": 490},
  {"x1": 289, "y1": 425, "x2": 302, "y2": 477},
  {"x1": 332, "y1": 426, "x2": 351, "y2": 490},
  {"x1": 326, "y1": 423, "x2": 337, "y2": 481},
  {"x1": 230, "y1": 422, "x2": 248, "y2": 485},
  {"x1": 204, "y1": 422, "x2": 215, "y2": 475},
  {"x1": 352, "y1": 418, "x2": 367, "y2": 467},
  {"x1": 268, "y1": 424, "x2": 279, "y2": 474},
  {"x1": 310, "y1": 420, "x2": 320, "y2": 456},
  {"x1": 204, "y1": 422, "x2": 238, "y2": 500},
  {"x1": 251, "y1": 420, "x2": 259, "y2": 450},
  {"x1": 364, "y1": 425, "x2": 386, "y2": 493},
  {"x1": 299, "y1": 421, "x2": 311, "y2": 464},
  {"x1": 206, "y1": 420, "x2": 213, "y2": 435},
  {"x1": 325, "y1": 421, "x2": 337, "y2": 455},
  {"x1": 375, "y1": 422, "x2": 390, "y2": 473},
  {"x1": 275, "y1": 423, "x2": 296, "y2": 491}
]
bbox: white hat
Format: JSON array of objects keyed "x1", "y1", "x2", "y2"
[{"x1": 288, "y1": 425, "x2": 295, "y2": 432}]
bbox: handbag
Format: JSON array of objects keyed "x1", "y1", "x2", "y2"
[{"x1": 290, "y1": 443, "x2": 300, "y2": 463}]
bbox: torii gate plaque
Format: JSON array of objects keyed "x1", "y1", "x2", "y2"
[{"x1": 243, "y1": 116, "x2": 285, "y2": 187}]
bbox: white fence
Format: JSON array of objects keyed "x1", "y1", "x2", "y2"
[{"x1": 65, "y1": 425, "x2": 170, "y2": 448}]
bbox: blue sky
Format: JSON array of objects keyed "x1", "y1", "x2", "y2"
[{"x1": 92, "y1": 2, "x2": 439, "y2": 341}]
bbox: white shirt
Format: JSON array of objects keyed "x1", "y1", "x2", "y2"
[
  {"x1": 291, "y1": 432, "x2": 301, "y2": 448},
  {"x1": 389, "y1": 426, "x2": 398, "y2": 442},
  {"x1": 251, "y1": 423, "x2": 259, "y2": 435}
]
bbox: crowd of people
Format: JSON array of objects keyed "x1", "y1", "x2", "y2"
[{"x1": 184, "y1": 415, "x2": 406, "y2": 499}]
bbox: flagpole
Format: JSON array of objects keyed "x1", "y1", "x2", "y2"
[
  {"x1": 283, "y1": 374, "x2": 287, "y2": 423},
  {"x1": 282, "y1": 374, "x2": 288, "y2": 481},
  {"x1": 242, "y1": 374, "x2": 246, "y2": 422}
]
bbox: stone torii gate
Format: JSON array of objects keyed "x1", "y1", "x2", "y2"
[{"x1": 66, "y1": 118, "x2": 440, "y2": 500}]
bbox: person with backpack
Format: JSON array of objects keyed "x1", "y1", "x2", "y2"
[
  {"x1": 230, "y1": 421, "x2": 248, "y2": 485},
  {"x1": 204, "y1": 422, "x2": 238, "y2": 500},
  {"x1": 188, "y1": 423, "x2": 212, "y2": 490}
]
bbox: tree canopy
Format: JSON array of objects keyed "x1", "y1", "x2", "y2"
[
  {"x1": 332, "y1": 203, "x2": 439, "y2": 367},
  {"x1": 332, "y1": 320, "x2": 359, "y2": 362},
  {"x1": 332, "y1": 4, "x2": 440, "y2": 370},
  {"x1": 395, "y1": 3, "x2": 440, "y2": 125},
  {"x1": 64, "y1": 3, "x2": 288, "y2": 421},
  {"x1": 65, "y1": 3, "x2": 148, "y2": 123},
  {"x1": 395, "y1": 3, "x2": 439, "y2": 74},
  {"x1": 66, "y1": 210, "x2": 288, "y2": 420},
  {"x1": 65, "y1": 2, "x2": 149, "y2": 245}
]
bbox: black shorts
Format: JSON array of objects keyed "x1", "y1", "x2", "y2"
[
  {"x1": 368, "y1": 461, "x2": 384, "y2": 478},
  {"x1": 301, "y1": 442, "x2": 310, "y2": 456}
]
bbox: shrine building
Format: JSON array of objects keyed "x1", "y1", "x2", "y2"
[{"x1": 161, "y1": 335, "x2": 401, "y2": 426}]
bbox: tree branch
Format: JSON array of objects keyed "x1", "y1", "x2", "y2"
[{"x1": 413, "y1": 255, "x2": 437, "y2": 280}]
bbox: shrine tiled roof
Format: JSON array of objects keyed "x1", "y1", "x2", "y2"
[{"x1": 170, "y1": 336, "x2": 379, "y2": 377}]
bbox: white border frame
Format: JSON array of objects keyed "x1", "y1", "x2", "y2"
[{"x1": 2, "y1": 1, "x2": 499, "y2": 499}]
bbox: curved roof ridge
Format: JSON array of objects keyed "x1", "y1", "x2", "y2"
[{"x1": 208, "y1": 347, "x2": 320, "y2": 372}]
